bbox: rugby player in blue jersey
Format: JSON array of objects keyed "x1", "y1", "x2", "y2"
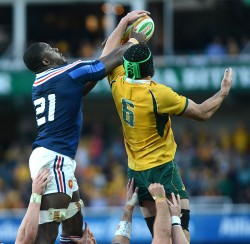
[{"x1": 22, "y1": 10, "x2": 148, "y2": 244}]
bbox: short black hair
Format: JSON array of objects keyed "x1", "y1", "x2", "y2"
[
  {"x1": 23, "y1": 42, "x2": 46, "y2": 72},
  {"x1": 123, "y1": 44, "x2": 154, "y2": 79}
]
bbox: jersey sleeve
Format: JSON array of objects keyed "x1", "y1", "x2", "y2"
[
  {"x1": 156, "y1": 84, "x2": 188, "y2": 115},
  {"x1": 68, "y1": 60, "x2": 106, "y2": 85},
  {"x1": 107, "y1": 65, "x2": 125, "y2": 85}
]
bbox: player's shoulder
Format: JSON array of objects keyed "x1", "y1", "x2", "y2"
[
  {"x1": 112, "y1": 65, "x2": 124, "y2": 75},
  {"x1": 108, "y1": 65, "x2": 124, "y2": 83},
  {"x1": 150, "y1": 80, "x2": 173, "y2": 91},
  {"x1": 33, "y1": 61, "x2": 84, "y2": 87},
  {"x1": 149, "y1": 81, "x2": 179, "y2": 100},
  {"x1": 71, "y1": 59, "x2": 103, "y2": 66},
  {"x1": 57, "y1": 59, "x2": 100, "y2": 72}
]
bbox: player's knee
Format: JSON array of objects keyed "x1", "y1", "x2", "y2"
[{"x1": 181, "y1": 209, "x2": 190, "y2": 232}]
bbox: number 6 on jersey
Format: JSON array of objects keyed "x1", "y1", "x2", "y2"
[{"x1": 122, "y1": 98, "x2": 134, "y2": 127}]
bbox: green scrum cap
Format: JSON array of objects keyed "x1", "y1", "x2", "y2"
[{"x1": 123, "y1": 50, "x2": 152, "y2": 80}]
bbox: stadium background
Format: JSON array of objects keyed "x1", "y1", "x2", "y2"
[{"x1": 0, "y1": 0, "x2": 250, "y2": 243}]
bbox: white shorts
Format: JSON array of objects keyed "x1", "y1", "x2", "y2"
[{"x1": 29, "y1": 147, "x2": 78, "y2": 198}]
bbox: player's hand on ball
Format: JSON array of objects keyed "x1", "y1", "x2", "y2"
[
  {"x1": 221, "y1": 67, "x2": 233, "y2": 96},
  {"x1": 122, "y1": 15, "x2": 154, "y2": 44},
  {"x1": 124, "y1": 10, "x2": 150, "y2": 25},
  {"x1": 130, "y1": 28, "x2": 147, "y2": 44}
]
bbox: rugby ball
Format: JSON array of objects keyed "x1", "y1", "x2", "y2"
[{"x1": 121, "y1": 15, "x2": 155, "y2": 44}]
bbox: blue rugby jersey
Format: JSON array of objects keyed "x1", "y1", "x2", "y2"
[{"x1": 32, "y1": 60, "x2": 105, "y2": 159}]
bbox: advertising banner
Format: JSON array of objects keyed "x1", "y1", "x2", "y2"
[
  {"x1": 1, "y1": 63, "x2": 250, "y2": 97},
  {"x1": 1, "y1": 211, "x2": 250, "y2": 244}
]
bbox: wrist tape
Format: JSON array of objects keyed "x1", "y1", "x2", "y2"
[
  {"x1": 114, "y1": 221, "x2": 132, "y2": 240},
  {"x1": 126, "y1": 192, "x2": 138, "y2": 207},
  {"x1": 153, "y1": 195, "x2": 166, "y2": 203},
  {"x1": 171, "y1": 216, "x2": 181, "y2": 227},
  {"x1": 30, "y1": 193, "x2": 42, "y2": 204}
]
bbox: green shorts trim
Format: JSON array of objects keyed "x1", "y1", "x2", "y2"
[{"x1": 127, "y1": 161, "x2": 188, "y2": 206}]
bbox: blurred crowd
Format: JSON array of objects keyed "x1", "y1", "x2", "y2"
[
  {"x1": 0, "y1": 119, "x2": 249, "y2": 210},
  {"x1": 203, "y1": 36, "x2": 250, "y2": 57},
  {"x1": 25, "y1": 35, "x2": 250, "y2": 58}
]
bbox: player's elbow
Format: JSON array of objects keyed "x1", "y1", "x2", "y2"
[
  {"x1": 197, "y1": 114, "x2": 209, "y2": 121},
  {"x1": 193, "y1": 104, "x2": 212, "y2": 121},
  {"x1": 199, "y1": 111, "x2": 213, "y2": 121},
  {"x1": 182, "y1": 107, "x2": 210, "y2": 121}
]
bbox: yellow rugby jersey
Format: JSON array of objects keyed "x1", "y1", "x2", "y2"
[{"x1": 108, "y1": 65, "x2": 188, "y2": 171}]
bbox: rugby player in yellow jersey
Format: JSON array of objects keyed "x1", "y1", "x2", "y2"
[{"x1": 100, "y1": 12, "x2": 233, "y2": 243}]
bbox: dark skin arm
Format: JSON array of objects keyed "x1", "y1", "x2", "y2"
[
  {"x1": 100, "y1": 28, "x2": 146, "y2": 75},
  {"x1": 82, "y1": 43, "x2": 132, "y2": 97},
  {"x1": 82, "y1": 82, "x2": 98, "y2": 97},
  {"x1": 82, "y1": 30, "x2": 146, "y2": 97},
  {"x1": 99, "y1": 41, "x2": 133, "y2": 75}
]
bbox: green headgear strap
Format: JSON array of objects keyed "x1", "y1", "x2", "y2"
[{"x1": 123, "y1": 50, "x2": 152, "y2": 81}]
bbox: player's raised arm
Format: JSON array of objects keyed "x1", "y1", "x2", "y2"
[
  {"x1": 100, "y1": 10, "x2": 150, "y2": 58},
  {"x1": 80, "y1": 11, "x2": 149, "y2": 96},
  {"x1": 181, "y1": 68, "x2": 233, "y2": 121},
  {"x1": 167, "y1": 193, "x2": 189, "y2": 244},
  {"x1": 112, "y1": 178, "x2": 138, "y2": 244},
  {"x1": 15, "y1": 169, "x2": 51, "y2": 244},
  {"x1": 148, "y1": 183, "x2": 171, "y2": 244},
  {"x1": 99, "y1": 32, "x2": 146, "y2": 76}
]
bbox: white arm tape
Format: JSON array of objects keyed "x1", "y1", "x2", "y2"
[
  {"x1": 65, "y1": 199, "x2": 84, "y2": 219},
  {"x1": 30, "y1": 193, "x2": 42, "y2": 204},
  {"x1": 171, "y1": 216, "x2": 181, "y2": 225},
  {"x1": 39, "y1": 199, "x2": 84, "y2": 224},
  {"x1": 114, "y1": 221, "x2": 132, "y2": 240},
  {"x1": 126, "y1": 192, "x2": 138, "y2": 206}
]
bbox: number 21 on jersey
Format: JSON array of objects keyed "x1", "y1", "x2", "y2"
[{"x1": 34, "y1": 94, "x2": 56, "y2": 126}]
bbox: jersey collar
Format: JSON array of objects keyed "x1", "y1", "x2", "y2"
[
  {"x1": 36, "y1": 68, "x2": 54, "y2": 78},
  {"x1": 125, "y1": 77, "x2": 151, "y2": 84}
]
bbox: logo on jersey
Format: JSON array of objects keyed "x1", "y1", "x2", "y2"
[{"x1": 68, "y1": 179, "x2": 73, "y2": 189}]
